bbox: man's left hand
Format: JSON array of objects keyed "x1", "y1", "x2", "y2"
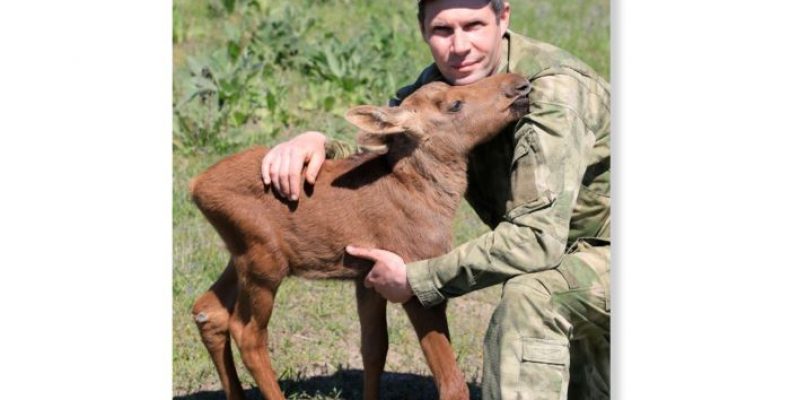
[{"x1": 345, "y1": 245, "x2": 414, "y2": 303}]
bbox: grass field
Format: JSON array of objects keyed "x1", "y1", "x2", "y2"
[{"x1": 172, "y1": 0, "x2": 609, "y2": 398}]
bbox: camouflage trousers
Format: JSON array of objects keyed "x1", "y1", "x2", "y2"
[{"x1": 482, "y1": 239, "x2": 610, "y2": 400}]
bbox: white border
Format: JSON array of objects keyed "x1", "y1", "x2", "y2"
[
  {"x1": 2, "y1": 1, "x2": 789, "y2": 398},
  {"x1": 0, "y1": 2, "x2": 172, "y2": 398}
]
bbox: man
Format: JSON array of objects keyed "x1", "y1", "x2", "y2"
[{"x1": 261, "y1": 1, "x2": 610, "y2": 399}]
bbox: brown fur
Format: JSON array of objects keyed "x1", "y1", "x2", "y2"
[{"x1": 190, "y1": 73, "x2": 530, "y2": 400}]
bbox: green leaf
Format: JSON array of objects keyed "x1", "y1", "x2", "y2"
[
  {"x1": 227, "y1": 40, "x2": 241, "y2": 62},
  {"x1": 323, "y1": 96, "x2": 335, "y2": 112},
  {"x1": 324, "y1": 47, "x2": 343, "y2": 79},
  {"x1": 186, "y1": 56, "x2": 205, "y2": 76},
  {"x1": 266, "y1": 90, "x2": 277, "y2": 112},
  {"x1": 231, "y1": 111, "x2": 247, "y2": 127},
  {"x1": 222, "y1": 0, "x2": 235, "y2": 14},
  {"x1": 192, "y1": 76, "x2": 217, "y2": 92}
]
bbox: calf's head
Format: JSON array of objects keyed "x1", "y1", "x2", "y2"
[{"x1": 345, "y1": 73, "x2": 530, "y2": 154}]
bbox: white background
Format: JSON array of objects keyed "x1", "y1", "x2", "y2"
[{"x1": 1, "y1": 1, "x2": 788, "y2": 398}]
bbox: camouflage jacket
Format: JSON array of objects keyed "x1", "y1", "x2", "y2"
[{"x1": 328, "y1": 31, "x2": 610, "y2": 307}]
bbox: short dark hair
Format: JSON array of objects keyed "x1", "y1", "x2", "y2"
[{"x1": 417, "y1": 0, "x2": 505, "y2": 29}]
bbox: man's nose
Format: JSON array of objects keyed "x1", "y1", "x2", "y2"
[{"x1": 451, "y1": 32, "x2": 471, "y2": 54}]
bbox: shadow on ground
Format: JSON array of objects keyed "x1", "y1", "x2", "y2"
[{"x1": 174, "y1": 369, "x2": 482, "y2": 400}]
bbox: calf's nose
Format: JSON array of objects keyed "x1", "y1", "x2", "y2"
[{"x1": 504, "y1": 75, "x2": 531, "y2": 98}]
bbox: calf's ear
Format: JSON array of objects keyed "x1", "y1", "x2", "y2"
[
  {"x1": 355, "y1": 131, "x2": 390, "y2": 152},
  {"x1": 345, "y1": 106, "x2": 405, "y2": 134},
  {"x1": 345, "y1": 105, "x2": 427, "y2": 142}
]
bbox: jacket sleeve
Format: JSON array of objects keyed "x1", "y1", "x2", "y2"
[
  {"x1": 326, "y1": 138, "x2": 393, "y2": 159},
  {"x1": 406, "y1": 68, "x2": 596, "y2": 306},
  {"x1": 325, "y1": 139, "x2": 358, "y2": 160}
]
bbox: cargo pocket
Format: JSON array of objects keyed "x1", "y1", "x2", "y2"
[
  {"x1": 518, "y1": 338, "x2": 570, "y2": 400},
  {"x1": 506, "y1": 127, "x2": 561, "y2": 221}
]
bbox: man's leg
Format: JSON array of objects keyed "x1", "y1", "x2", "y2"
[
  {"x1": 558, "y1": 241, "x2": 610, "y2": 400},
  {"x1": 482, "y1": 241, "x2": 610, "y2": 400}
]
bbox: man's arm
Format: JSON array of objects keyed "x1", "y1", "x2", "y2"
[
  {"x1": 260, "y1": 65, "x2": 439, "y2": 200},
  {"x1": 406, "y1": 70, "x2": 597, "y2": 306},
  {"x1": 260, "y1": 131, "x2": 359, "y2": 200},
  {"x1": 324, "y1": 139, "x2": 358, "y2": 159}
]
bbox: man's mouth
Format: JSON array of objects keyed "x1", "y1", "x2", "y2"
[{"x1": 450, "y1": 59, "x2": 481, "y2": 71}]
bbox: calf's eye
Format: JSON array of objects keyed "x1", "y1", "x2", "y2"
[{"x1": 448, "y1": 100, "x2": 463, "y2": 113}]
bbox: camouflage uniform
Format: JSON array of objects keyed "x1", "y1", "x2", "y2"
[{"x1": 329, "y1": 31, "x2": 610, "y2": 400}]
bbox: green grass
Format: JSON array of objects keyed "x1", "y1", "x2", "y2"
[{"x1": 173, "y1": 0, "x2": 609, "y2": 398}]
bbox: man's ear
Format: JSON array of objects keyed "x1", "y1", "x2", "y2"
[{"x1": 499, "y1": 2, "x2": 511, "y2": 34}]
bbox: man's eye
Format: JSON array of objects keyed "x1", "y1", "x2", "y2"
[
  {"x1": 432, "y1": 26, "x2": 452, "y2": 36},
  {"x1": 465, "y1": 21, "x2": 484, "y2": 31},
  {"x1": 448, "y1": 100, "x2": 463, "y2": 113}
]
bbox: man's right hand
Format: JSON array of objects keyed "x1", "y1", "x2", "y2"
[{"x1": 261, "y1": 131, "x2": 327, "y2": 201}]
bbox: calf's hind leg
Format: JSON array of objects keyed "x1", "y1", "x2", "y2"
[
  {"x1": 192, "y1": 260, "x2": 245, "y2": 400},
  {"x1": 403, "y1": 299, "x2": 469, "y2": 400}
]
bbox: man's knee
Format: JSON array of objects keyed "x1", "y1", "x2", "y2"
[
  {"x1": 483, "y1": 273, "x2": 573, "y2": 400},
  {"x1": 554, "y1": 247, "x2": 611, "y2": 334}
]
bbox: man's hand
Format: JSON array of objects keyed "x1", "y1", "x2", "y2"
[
  {"x1": 261, "y1": 131, "x2": 327, "y2": 201},
  {"x1": 346, "y1": 245, "x2": 414, "y2": 303}
]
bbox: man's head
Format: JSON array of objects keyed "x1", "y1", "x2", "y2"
[{"x1": 418, "y1": 0, "x2": 510, "y2": 86}]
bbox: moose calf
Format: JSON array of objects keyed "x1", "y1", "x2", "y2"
[{"x1": 190, "y1": 73, "x2": 531, "y2": 400}]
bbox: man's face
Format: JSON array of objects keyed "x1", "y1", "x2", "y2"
[{"x1": 421, "y1": 0, "x2": 510, "y2": 86}]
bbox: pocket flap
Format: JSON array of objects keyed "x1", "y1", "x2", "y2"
[{"x1": 521, "y1": 338, "x2": 570, "y2": 366}]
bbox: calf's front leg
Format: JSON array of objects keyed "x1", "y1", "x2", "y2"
[
  {"x1": 355, "y1": 280, "x2": 389, "y2": 400},
  {"x1": 236, "y1": 282, "x2": 285, "y2": 400},
  {"x1": 403, "y1": 299, "x2": 469, "y2": 400}
]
